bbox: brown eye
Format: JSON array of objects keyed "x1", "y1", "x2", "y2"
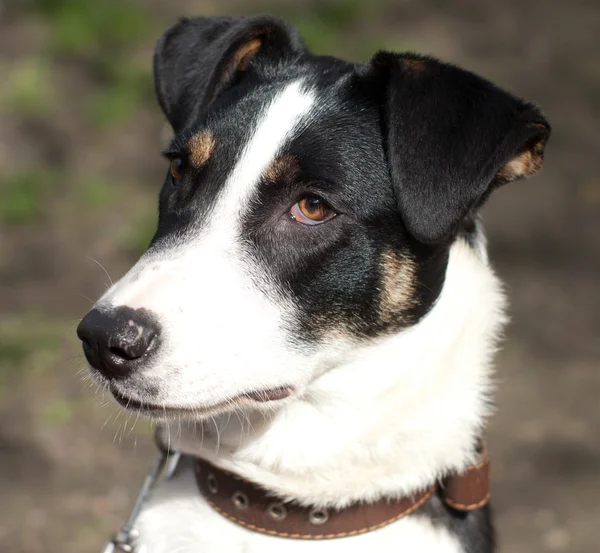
[
  {"x1": 170, "y1": 157, "x2": 184, "y2": 184},
  {"x1": 290, "y1": 196, "x2": 336, "y2": 225}
]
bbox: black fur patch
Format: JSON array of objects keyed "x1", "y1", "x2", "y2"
[{"x1": 420, "y1": 495, "x2": 495, "y2": 553}]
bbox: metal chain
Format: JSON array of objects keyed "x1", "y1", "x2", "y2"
[{"x1": 100, "y1": 449, "x2": 182, "y2": 553}]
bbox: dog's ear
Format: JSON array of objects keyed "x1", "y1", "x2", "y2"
[
  {"x1": 154, "y1": 16, "x2": 306, "y2": 129},
  {"x1": 360, "y1": 53, "x2": 551, "y2": 244}
]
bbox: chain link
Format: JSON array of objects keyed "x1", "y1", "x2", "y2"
[{"x1": 100, "y1": 449, "x2": 181, "y2": 553}]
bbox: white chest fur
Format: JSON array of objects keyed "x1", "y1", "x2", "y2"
[{"x1": 135, "y1": 459, "x2": 465, "y2": 553}]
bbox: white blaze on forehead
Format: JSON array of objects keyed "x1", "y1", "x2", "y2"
[
  {"x1": 213, "y1": 79, "x2": 315, "y2": 224},
  {"x1": 93, "y1": 80, "x2": 320, "y2": 409}
]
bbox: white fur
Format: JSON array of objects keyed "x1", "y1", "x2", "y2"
[
  {"x1": 217, "y1": 79, "x2": 315, "y2": 218},
  {"x1": 131, "y1": 236, "x2": 505, "y2": 552}
]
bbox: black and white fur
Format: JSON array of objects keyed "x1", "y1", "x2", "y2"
[{"x1": 77, "y1": 15, "x2": 550, "y2": 553}]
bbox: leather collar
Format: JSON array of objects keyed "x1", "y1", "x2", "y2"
[{"x1": 195, "y1": 444, "x2": 490, "y2": 540}]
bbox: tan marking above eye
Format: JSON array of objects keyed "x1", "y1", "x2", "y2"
[
  {"x1": 263, "y1": 154, "x2": 299, "y2": 183},
  {"x1": 188, "y1": 131, "x2": 216, "y2": 168}
]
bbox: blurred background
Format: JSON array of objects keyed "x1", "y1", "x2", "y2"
[{"x1": 0, "y1": 0, "x2": 598, "y2": 552}]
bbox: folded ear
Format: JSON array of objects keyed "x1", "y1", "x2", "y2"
[
  {"x1": 361, "y1": 53, "x2": 551, "y2": 244},
  {"x1": 153, "y1": 16, "x2": 306, "y2": 129}
]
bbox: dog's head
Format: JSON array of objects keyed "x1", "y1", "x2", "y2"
[{"x1": 77, "y1": 16, "x2": 550, "y2": 419}]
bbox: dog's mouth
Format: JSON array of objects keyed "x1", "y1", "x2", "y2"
[{"x1": 110, "y1": 385, "x2": 294, "y2": 419}]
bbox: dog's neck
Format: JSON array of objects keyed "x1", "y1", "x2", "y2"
[{"x1": 161, "y1": 237, "x2": 505, "y2": 509}]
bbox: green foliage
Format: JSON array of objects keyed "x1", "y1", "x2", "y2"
[
  {"x1": 88, "y1": 62, "x2": 153, "y2": 127},
  {"x1": 28, "y1": 0, "x2": 156, "y2": 127},
  {"x1": 79, "y1": 178, "x2": 115, "y2": 208},
  {"x1": 32, "y1": 0, "x2": 152, "y2": 57},
  {"x1": 311, "y1": 0, "x2": 367, "y2": 27},
  {"x1": 250, "y1": 0, "x2": 408, "y2": 60},
  {"x1": 263, "y1": 0, "x2": 370, "y2": 57},
  {"x1": 42, "y1": 400, "x2": 73, "y2": 424},
  {"x1": 0, "y1": 323, "x2": 61, "y2": 364},
  {"x1": 0, "y1": 316, "x2": 64, "y2": 386},
  {"x1": 0, "y1": 170, "x2": 60, "y2": 224},
  {"x1": 0, "y1": 336, "x2": 34, "y2": 367},
  {"x1": 2, "y1": 58, "x2": 56, "y2": 116},
  {"x1": 88, "y1": 83, "x2": 143, "y2": 127}
]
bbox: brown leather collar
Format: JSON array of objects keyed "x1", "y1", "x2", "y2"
[{"x1": 195, "y1": 444, "x2": 490, "y2": 540}]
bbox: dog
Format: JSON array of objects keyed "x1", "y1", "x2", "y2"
[{"x1": 77, "y1": 15, "x2": 550, "y2": 553}]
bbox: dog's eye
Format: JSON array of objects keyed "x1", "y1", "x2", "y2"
[
  {"x1": 290, "y1": 196, "x2": 336, "y2": 225},
  {"x1": 170, "y1": 157, "x2": 184, "y2": 185}
]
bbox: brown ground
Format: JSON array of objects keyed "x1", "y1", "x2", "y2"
[{"x1": 1, "y1": 1, "x2": 598, "y2": 552}]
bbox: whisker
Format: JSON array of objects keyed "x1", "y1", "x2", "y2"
[
  {"x1": 74, "y1": 293, "x2": 95, "y2": 305},
  {"x1": 127, "y1": 411, "x2": 141, "y2": 438},
  {"x1": 86, "y1": 255, "x2": 114, "y2": 287}
]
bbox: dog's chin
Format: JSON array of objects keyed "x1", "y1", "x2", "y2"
[{"x1": 109, "y1": 383, "x2": 295, "y2": 421}]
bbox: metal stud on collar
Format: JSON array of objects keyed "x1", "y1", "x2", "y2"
[
  {"x1": 232, "y1": 491, "x2": 250, "y2": 510},
  {"x1": 266, "y1": 502, "x2": 287, "y2": 521},
  {"x1": 207, "y1": 473, "x2": 218, "y2": 494},
  {"x1": 308, "y1": 508, "x2": 329, "y2": 526}
]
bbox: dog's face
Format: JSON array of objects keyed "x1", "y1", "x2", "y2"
[{"x1": 77, "y1": 16, "x2": 549, "y2": 419}]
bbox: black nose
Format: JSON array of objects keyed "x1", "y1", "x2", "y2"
[{"x1": 77, "y1": 307, "x2": 159, "y2": 380}]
